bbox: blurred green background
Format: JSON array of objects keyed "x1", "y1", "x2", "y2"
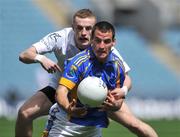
[{"x1": 1, "y1": 117, "x2": 180, "y2": 137}]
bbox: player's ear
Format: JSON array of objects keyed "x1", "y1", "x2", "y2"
[{"x1": 112, "y1": 38, "x2": 116, "y2": 47}]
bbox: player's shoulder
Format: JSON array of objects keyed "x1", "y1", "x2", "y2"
[
  {"x1": 52, "y1": 27, "x2": 73, "y2": 37},
  {"x1": 69, "y1": 48, "x2": 90, "y2": 66},
  {"x1": 111, "y1": 47, "x2": 125, "y2": 63},
  {"x1": 111, "y1": 51, "x2": 121, "y2": 62},
  {"x1": 41, "y1": 28, "x2": 72, "y2": 39},
  {"x1": 43, "y1": 28, "x2": 73, "y2": 46},
  {"x1": 110, "y1": 49, "x2": 125, "y2": 70},
  {"x1": 111, "y1": 47, "x2": 124, "y2": 60}
]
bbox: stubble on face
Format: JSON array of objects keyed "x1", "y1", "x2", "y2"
[
  {"x1": 73, "y1": 17, "x2": 96, "y2": 50},
  {"x1": 92, "y1": 29, "x2": 115, "y2": 62}
]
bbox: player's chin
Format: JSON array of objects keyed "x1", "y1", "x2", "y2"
[
  {"x1": 79, "y1": 43, "x2": 90, "y2": 50},
  {"x1": 82, "y1": 41, "x2": 90, "y2": 46},
  {"x1": 100, "y1": 52, "x2": 107, "y2": 57},
  {"x1": 97, "y1": 54, "x2": 107, "y2": 61}
]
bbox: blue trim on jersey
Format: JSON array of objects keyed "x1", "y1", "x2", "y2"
[{"x1": 62, "y1": 47, "x2": 125, "y2": 127}]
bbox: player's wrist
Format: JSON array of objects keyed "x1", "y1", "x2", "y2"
[
  {"x1": 121, "y1": 86, "x2": 128, "y2": 96},
  {"x1": 65, "y1": 104, "x2": 72, "y2": 114},
  {"x1": 34, "y1": 54, "x2": 45, "y2": 63}
]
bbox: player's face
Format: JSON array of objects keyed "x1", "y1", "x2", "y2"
[
  {"x1": 92, "y1": 29, "x2": 115, "y2": 62},
  {"x1": 73, "y1": 16, "x2": 96, "y2": 50}
]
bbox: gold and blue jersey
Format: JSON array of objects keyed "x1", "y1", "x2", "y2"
[{"x1": 59, "y1": 47, "x2": 125, "y2": 128}]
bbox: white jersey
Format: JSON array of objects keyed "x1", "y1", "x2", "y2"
[{"x1": 33, "y1": 28, "x2": 130, "y2": 89}]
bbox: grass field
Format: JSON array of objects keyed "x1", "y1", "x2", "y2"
[{"x1": 0, "y1": 117, "x2": 180, "y2": 137}]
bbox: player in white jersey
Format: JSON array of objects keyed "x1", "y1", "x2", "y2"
[{"x1": 16, "y1": 9, "x2": 158, "y2": 137}]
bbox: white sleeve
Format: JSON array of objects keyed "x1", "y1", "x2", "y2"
[
  {"x1": 111, "y1": 47, "x2": 131, "y2": 73},
  {"x1": 33, "y1": 30, "x2": 66, "y2": 54}
]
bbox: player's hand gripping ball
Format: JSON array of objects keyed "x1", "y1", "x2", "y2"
[{"x1": 77, "y1": 76, "x2": 108, "y2": 107}]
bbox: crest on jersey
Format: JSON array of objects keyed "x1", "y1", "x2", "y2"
[
  {"x1": 49, "y1": 33, "x2": 61, "y2": 42},
  {"x1": 66, "y1": 65, "x2": 77, "y2": 79}
]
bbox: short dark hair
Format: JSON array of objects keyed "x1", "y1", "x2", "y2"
[
  {"x1": 91, "y1": 21, "x2": 115, "y2": 40},
  {"x1": 73, "y1": 9, "x2": 96, "y2": 23}
]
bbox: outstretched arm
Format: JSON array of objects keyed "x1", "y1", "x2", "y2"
[
  {"x1": 19, "y1": 46, "x2": 61, "y2": 73},
  {"x1": 19, "y1": 46, "x2": 38, "y2": 63},
  {"x1": 123, "y1": 74, "x2": 132, "y2": 91}
]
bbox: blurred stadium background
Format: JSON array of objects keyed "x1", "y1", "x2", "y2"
[{"x1": 0, "y1": 0, "x2": 180, "y2": 136}]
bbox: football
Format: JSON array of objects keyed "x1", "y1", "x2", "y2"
[{"x1": 77, "y1": 76, "x2": 108, "y2": 107}]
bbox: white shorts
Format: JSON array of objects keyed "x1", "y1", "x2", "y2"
[{"x1": 47, "y1": 104, "x2": 102, "y2": 137}]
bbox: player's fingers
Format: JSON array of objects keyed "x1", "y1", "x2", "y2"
[
  {"x1": 107, "y1": 92, "x2": 114, "y2": 100},
  {"x1": 110, "y1": 90, "x2": 121, "y2": 97},
  {"x1": 108, "y1": 91, "x2": 112, "y2": 95},
  {"x1": 106, "y1": 96, "x2": 114, "y2": 103},
  {"x1": 47, "y1": 67, "x2": 55, "y2": 73},
  {"x1": 40, "y1": 64, "x2": 51, "y2": 73},
  {"x1": 103, "y1": 101, "x2": 113, "y2": 107},
  {"x1": 111, "y1": 92, "x2": 118, "y2": 97},
  {"x1": 112, "y1": 93, "x2": 125, "y2": 100},
  {"x1": 72, "y1": 99, "x2": 77, "y2": 106},
  {"x1": 79, "y1": 108, "x2": 87, "y2": 116},
  {"x1": 46, "y1": 68, "x2": 52, "y2": 73},
  {"x1": 47, "y1": 68, "x2": 55, "y2": 73},
  {"x1": 48, "y1": 64, "x2": 61, "y2": 73},
  {"x1": 69, "y1": 99, "x2": 76, "y2": 108},
  {"x1": 41, "y1": 63, "x2": 54, "y2": 73},
  {"x1": 54, "y1": 64, "x2": 62, "y2": 72},
  {"x1": 47, "y1": 65, "x2": 59, "y2": 73}
]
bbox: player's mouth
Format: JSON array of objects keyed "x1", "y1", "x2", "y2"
[
  {"x1": 97, "y1": 50, "x2": 106, "y2": 53},
  {"x1": 96, "y1": 50, "x2": 107, "y2": 56},
  {"x1": 79, "y1": 37, "x2": 89, "y2": 42}
]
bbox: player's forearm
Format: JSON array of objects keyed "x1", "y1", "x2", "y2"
[
  {"x1": 56, "y1": 85, "x2": 70, "y2": 112},
  {"x1": 123, "y1": 74, "x2": 132, "y2": 91},
  {"x1": 19, "y1": 46, "x2": 38, "y2": 64}
]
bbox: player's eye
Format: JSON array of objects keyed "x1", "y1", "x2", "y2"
[
  {"x1": 103, "y1": 39, "x2": 112, "y2": 44},
  {"x1": 76, "y1": 25, "x2": 92, "y2": 31},
  {"x1": 94, "y1": 37, "x2": 112, "y2": 44},
  {"x1": 76, "y1": 25, "x2": 83, "y2": 31},
  {"x1": 85, "y1": 26, "x2": 92, "y2": 31},
  {"x1": 94, "y1": 37, "x2": 102, "y2": 44}
]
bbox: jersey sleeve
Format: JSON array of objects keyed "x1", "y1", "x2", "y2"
[
  {"x1": 59, "y1": 60, "x2": 81, "y2": 90},
  {"x1": 115, "y1": 61, "x2": 126, "y2": 88},
  {"x1": 33, "y1": 29, "x2": 66, "y2": 54},
  {"x1": 111, "y1": 47, "x2": 131, "y2": 73}
]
